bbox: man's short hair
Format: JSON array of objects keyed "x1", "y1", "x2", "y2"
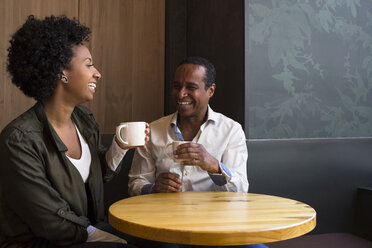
[{"x1": 178, "y1": 56, "x2": 216, "y2": 89}]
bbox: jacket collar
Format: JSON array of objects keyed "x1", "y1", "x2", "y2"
[
  {"x1": 34, "y1": 102, "x2": 68, "y2": 152},
  {"x1": 34, "y1": 102, "x2": 96, "y2": 152}
]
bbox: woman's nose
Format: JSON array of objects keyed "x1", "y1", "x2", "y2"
[{"x1": 94, "y1": 69, "x2": 102, "y2": 81}]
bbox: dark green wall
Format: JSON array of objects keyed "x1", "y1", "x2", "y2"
[{"x1": 165, "y1": 0, "x2": 245, "y2": 127}]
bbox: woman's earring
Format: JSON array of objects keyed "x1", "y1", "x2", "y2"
[{"x1": 61, "y1": 75, "x2": 68, "y2": 83}]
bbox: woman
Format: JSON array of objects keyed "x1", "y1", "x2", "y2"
[{"x1": 0, "y1": 15, "x2": 147, "y2": 248}]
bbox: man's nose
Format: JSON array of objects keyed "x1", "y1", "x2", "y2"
[{"x1": 178, "y1": 87, "x2": 188, "y2": 98}]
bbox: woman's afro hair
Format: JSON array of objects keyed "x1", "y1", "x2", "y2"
[{"x1": 7, "y1": 15, "x2": 91, "y2": 102}]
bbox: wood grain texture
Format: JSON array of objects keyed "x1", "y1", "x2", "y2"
[
  {"x1": 1, "y1": 0, "x2": 165, "y2": 133},
  {"x1": 109, "y1": 192, "x2": 316, "y2": 245},
  {"x1": 0, "y1": 0, "x2": 78, "y2": 129},
  {"x1": 80, "y1": 0, "x2": 165, "y2": 133}
]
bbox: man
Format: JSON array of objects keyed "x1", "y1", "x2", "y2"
[
  {"x1": 129, "y1": 56, "x2": 248, "y2": 195},
  {"x1": 128, "y1": 57, "x2": 268, "y2": 248}
]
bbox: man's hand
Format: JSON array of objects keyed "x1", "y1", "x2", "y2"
[
  {"x1": 151, "y1": 173, "x2": 182, "y2": 193},
  {"x1": 174, "y1": 143, "x2": 221, "y2": 174}
]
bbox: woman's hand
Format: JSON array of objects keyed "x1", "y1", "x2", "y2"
[{"x1": 86, "y1": 225, "x2": 127, "y2": 244}]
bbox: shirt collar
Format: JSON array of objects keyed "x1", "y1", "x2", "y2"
[
  {"x1": 169, "y1": 105, "x2": 217, "y2": 129},
  {"x1": 34, "y1": 102, "x2": 96, "y2": 152}
]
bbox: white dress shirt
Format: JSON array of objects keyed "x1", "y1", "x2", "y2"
[{"x1": 128, "y1": 106, "x2": 248, "y2": 195}]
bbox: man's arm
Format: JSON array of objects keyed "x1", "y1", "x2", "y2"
[
  {"x1": 217, "y1": 124, "x2": 248, "y2": 192},
  {"x1": 128, "y1": 145, "x2": 157, "y2": 195},
  {"x1": 175, "y1": 124, "x2": 248, "y2": 192}
]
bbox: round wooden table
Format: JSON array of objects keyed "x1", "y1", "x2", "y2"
[{"x1": 109, "y1": 192, "x2": 316, "y2": 246}]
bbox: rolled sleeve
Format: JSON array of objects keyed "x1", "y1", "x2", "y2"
[
  {"x1": 105, "y1": 135, "x2": 127, "y2": 171},
  {"x1": 219, "y1": 125, "x2": 248, "y2": 192},
  {"x1": 208, "y1": 162, "x2": 231, "y2": 186}
]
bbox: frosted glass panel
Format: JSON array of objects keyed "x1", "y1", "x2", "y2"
[{"x1": 247, "y1": 0, "x2": 372, "y2": 138}]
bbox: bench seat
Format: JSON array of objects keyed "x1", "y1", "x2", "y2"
[{"x1": 268, "y1": 233, "x2": 372, "y2": 248}]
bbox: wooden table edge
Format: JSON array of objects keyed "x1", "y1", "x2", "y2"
[{"x1": 109, "y1": 193, "x2": 317, "y2": 246}]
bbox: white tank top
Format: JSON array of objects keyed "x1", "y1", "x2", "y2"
[{"x1": 66, "y1": 125, "x2": 92, "y2": 182}]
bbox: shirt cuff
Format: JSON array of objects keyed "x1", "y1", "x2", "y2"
[
  {"x1": 208, "y1": 162, "x2": 231, "y2": 186},
  {"x1": 87, "y1": 225, "x2": 96, "y2": 235},
  {"x1": 141, "y1": 183, "x2": 154, "y2": 194},
  {"x1": 105, "y1": 135, "x2": 127, "y2": 171}
]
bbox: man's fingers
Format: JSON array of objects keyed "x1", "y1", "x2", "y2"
[
  {"x1": 160, "y1": 173, "x2": 182, "y2": 182},
  {"x1": 156, "y1": 182, "x2": 181, "y2": 193},
  {"x1": 175, "y1": 152, "x2": 199, "y2": 160},
  {"x1": 155, "y1": 173, "x2": 182, "y2": 192}
]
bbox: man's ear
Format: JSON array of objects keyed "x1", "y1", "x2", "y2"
[{"x1": 208, "y1": 83, "x2": 216, "y2": 97}]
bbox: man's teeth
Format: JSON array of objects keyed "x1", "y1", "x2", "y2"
[
  {"x1": 88, "y1": 83, "x2": 96, "y2": 89},
  {"x1": 178, "y1": 101, "x2": 192, "y2": 105}
]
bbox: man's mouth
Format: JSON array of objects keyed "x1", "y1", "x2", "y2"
[
  {"x1": 88, "y1": 83, "x2": 96, "y2": 90},
  {"x1": 177, "y1": 100, "x2": 192, "y2": 105}
]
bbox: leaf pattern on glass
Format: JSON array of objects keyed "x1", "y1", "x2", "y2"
[{"x1": 248, "y1": 0, "x2": 372, "y2": 138}]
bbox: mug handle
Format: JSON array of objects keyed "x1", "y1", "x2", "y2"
[
  {"x1": 116, "y1": 124, "x2": 129, "y2": 145},
  {"x1": 164, "y1": 143, "x2": 174, "y2": 160}
]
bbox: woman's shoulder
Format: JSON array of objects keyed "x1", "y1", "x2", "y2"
[{"x1": 0, "y1": 107, "x2": 42, "y2": 143}]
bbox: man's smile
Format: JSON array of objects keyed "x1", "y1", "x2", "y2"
[{"x1": 177, "y1": 100, "x2": 193, "y2": 105}]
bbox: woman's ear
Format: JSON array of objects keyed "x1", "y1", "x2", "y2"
[
  {"x1": 59, "y1": 74, "x2": 68, "y2": 83},
  {"x1": 59, "y1": 69, "x2": 69, "y2": 83}
]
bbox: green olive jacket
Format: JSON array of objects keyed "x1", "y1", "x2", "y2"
[{"x1": 0, "y1": 102, "x2": 120, "y2": 248}]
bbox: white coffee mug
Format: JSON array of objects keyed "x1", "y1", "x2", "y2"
[
  {"x1": 164, "y1": 141, "x2": 192, "y2": 163},
  {"x1": 116, "y1": 121, "x2": 146, "y2": 146}
]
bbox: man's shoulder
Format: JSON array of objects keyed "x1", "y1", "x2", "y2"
[{"x1": 211, "y1": 110, "x2": 242, "y2": 129}]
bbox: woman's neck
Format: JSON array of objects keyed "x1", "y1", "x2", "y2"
[{"x1": 43, "y1": 98, "x2": 75, "y2": 129}]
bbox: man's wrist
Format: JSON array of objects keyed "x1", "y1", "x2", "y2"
[
  {"x1": 141, "y1": 183, "x2": 155, "y2": 194},
  {"x1": 209, "y1": 160, "x2": 221, "y2": 174}
]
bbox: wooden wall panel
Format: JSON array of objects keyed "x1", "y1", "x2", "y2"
[
  {"x1": 1, "y1": 0, "x2": 165, "y2": 134},
  {"x1": 0, "y1": 0, "x2": 78, "y2": 130},
  {"x1": 80, "y1": 0, "x2": 165, "y2": 133}
]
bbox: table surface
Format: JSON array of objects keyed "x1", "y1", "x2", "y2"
[{"x1": 109, "y1": 192, "x2": 316, "y2": 246}]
